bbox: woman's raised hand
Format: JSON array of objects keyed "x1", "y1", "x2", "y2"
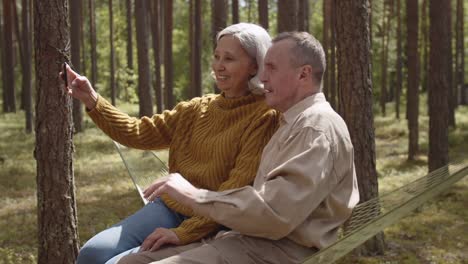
[{"x1": 61, "y1": 64, "x2": 98, "y2": 110}]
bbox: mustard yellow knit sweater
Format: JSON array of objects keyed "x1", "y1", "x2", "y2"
[{"x1": 87, "y1": 93, "x2": 279, "y2": 244}]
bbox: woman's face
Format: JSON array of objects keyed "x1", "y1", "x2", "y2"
[{"x1": 212, "y1": 35, "x2": 258, "y2": 98}]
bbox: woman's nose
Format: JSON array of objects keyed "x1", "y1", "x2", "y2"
[{"x1": 213, "y1": 61, "x2": 225, "y2": 71}]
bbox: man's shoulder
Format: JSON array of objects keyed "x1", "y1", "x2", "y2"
[{"x1": 297, "y1": 102, "x2": 351, "y2": 144}]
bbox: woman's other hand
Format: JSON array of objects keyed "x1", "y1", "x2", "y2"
[{"x1": 60, "y1": 64, "x2": 98, "y2": 110}]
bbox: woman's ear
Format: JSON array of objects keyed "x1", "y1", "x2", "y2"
[{"x1": 249, "y1": 62, "x2": 258, "y2": 77}]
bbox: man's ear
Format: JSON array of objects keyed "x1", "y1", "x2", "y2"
[{"x1": 299, "y1": 65, "x2": 313, "y2": 81}]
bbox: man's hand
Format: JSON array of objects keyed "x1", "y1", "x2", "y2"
[
  {"x1": 140, "y1": 228, "x2": 180, "y2": 252},
  {"x1": 143, "y1": 173, "x2": 201, "y2": 207}
]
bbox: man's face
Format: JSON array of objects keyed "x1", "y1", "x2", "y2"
[{"x1": 261, "y1": 40, "x2": 301, "y2": 112}]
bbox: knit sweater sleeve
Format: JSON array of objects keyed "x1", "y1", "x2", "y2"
[
  {"x1": 171, "y1": 108, "x2": 280, "y2": 244},
  {"x1": 87, "y1": 95, "x2": 195, "y2": 150}
]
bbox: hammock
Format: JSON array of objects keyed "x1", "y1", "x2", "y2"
[{"x1": 113, "y1": 141, "x2": 468, "y2": 263}]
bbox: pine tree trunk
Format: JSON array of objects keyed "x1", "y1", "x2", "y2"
[
  {"x1": 12, "y1": 2, "x2": 25, "y2": 111},
  {"x1": 0, "y1": 12, "x2": 5, "y2": 113},
  {"x1": 89, "y1": 0, "x2": 97, "y2": 87},
  {"x1": 379, "y1": 0, "x2": 388, "y2": 116},
  {"x1": 3, "y1": 0, "x2": 16, "y2": 113},
  {"x1": 258, "y1": 0, "x2": 268, "y2": 30},
  {"x1": 322, "y1": 0, "x2": 330, "y2": 100},
  {"x1": 211, "y1": 0, "x2": 227, "y2": 47},
  {"x1": 420, "y1": 0, "x2": 429, "y2": 92},
  {"x1": 447, "y1": 1, "x2": 456, "y2": 127},
  {"x1": 447, "y1": 2, "x2": 455, "y2": 128},
  {"x1": 190, "y1": 0, "x2": 202, "y2": 98},
  {"x1": 456, "y1": 0, "x2": 465, "y2": 104},
  {"x1": 335, "y1": 0, "x2": 385, "y2": 256},
  {"x1": 395, "y1": 0, "x2": 402, "y2": 119},
  {"x1": 34, "y1": 1, "x2": 79, "y2": 262},
  {"x1": 164, "y1": 0, "x2": 174, "y2": 108},
  {"x1": 126, "y1": 0, "x2": 133, "y2": 70},
  {"x1": 329, "y1": 0, "x2": 337, "y2": 109},
  {"x1": 211, "y1": 0, "x2": 227, "y2": 93},
  {"x1": 70, "y1": 0, "x2": 83, "y2": 132},
  {"x1": 232, "y1": 0, "x2": 239, "y2": 24},
  {"x1": 277, "y1": 0, "x2": 298, "y2": 32},
  {"x1": 135, "y1": 0, "x2": 153, "y2": 117},
  {"x1": 22, "y1": 0, "x2": 33, "y2": 133},
  {"x1": 109, "y1": 0, "x2": 116, "y2": 105},
  {"x1": 407, "y1": 0, "x2": 419, "y2": 160},
  {"x1": 428, "y1": 0, "x2": 450, "y2": 172},
  {"x1": 80, "y1": 3, "x2": 86, "y2": 76},
  {"x1": 386, "y1": 0, "x2": 394, "y2": 102},
  {"x1": 150, "y1": 0, "x2": 163, "y2": 113},
  {"x1": 298, "y1": 0, "x2": 309, "y2": 32}
]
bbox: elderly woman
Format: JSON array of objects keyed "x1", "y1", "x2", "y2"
[{"x1": 65, "y1": 23, "x2": 278, "y2": 264}]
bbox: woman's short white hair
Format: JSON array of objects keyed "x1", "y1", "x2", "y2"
[{"x1": 216, "y1": 23, "x2": 271, "y2": 95}]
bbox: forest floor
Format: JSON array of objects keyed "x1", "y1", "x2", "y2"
[{"x1": 0, "y1": 99, "x2": 467, "y2": 264}]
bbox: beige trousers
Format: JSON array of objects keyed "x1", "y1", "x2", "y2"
[{"x1": 117, "y1": 232, "x2": 317, "y2": 264}]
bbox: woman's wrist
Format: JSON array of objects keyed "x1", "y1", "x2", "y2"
[{"x1": 85, "y1": 91, "x2": 98, "y2": 111}]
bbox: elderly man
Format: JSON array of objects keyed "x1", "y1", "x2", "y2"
[{"x1": 118, "y1": 32, "x2": 359, "y2": 264}]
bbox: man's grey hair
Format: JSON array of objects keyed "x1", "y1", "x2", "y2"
[
  {"x1": 273, "y1": 32, "x2": 326, "y2": 88},
  {"x1": 216, "y1": 23, "x2": 271, "y2": 94}
]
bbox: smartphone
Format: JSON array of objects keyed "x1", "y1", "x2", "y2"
[{"x1": 62, "y1": 62, "x2": 68, "y2": 87}]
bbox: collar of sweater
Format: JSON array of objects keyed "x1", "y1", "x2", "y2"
[{"x1": 214, "y1": 92, "x2": 264, "y2": 110}]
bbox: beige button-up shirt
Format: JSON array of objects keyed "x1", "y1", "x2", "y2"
[{"x1": 192, "y1": 93, "x2": 359, "y2": 249}]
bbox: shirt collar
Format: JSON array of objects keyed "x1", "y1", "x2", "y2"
[{"x1": 282, "y1": 93, "x2": 326, "y2": 124}]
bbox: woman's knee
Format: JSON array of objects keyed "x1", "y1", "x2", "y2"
[{"x1": 77, "y1": 243, "x2": 114, "y2": 264}]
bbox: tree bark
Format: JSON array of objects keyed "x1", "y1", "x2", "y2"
[
  {"x1": 2, "y1": 0, "x2": 16, "y2": 113},
  {"x1": 406, "y1": 0, "x2": 419, "y2": 160},
  {"x1": 12, "y1": 1, "x2": 25, "y2": 110},
  {"x1": 89, "y1": 0, "x2": 97, "y2": 87},
  {"x1": 0, "y1": 3, "x2": 6, "y2": 112},
  {"x1": 447, "y1": 2, "x2": 455, "y2": 128},
  {"x1": 126, "y1": 0, "x2": 133, "y2": 70},
  {"x1": 70, "y1": 0, "x2": 83, "y2": 132},
  {"x1": 322, "y1": 0, "x2": 330, "y2": 100},
  {"x1": 395, "y1": 0, "x2": 402, "y2": 119},
  {"x1": 135, "y1": 0, "x2": 153, "y2": 116},
  {"x1": 298, "y1": 0, "x2": 309, "y2": 32},
  {"x1": 329, "y1": 0, "x2": 337, "y2": 109},
  {"x1": 335, "y1": 0, "x2": 385, "y2": 255},
  {"x1": 190, "y1": 0, "x2": 202, "y2": 98},
  {"x1": 211, "y1": 0, "x2": 227, "y2": 93},
  {"x1": 109, "y1": 0, "x2": 116, "y2": 105},
  {"x1": 149, "y1": 0, "x2": 163, "y2": 113},
  {"x1": 428, "y1": 0, "x2": 450, "y2": 172},
  {"x1": 258, "y1": 0, "x2": 268, "y2": 30},
  {"x1": 456, "y1": 0, "x2": 465, "y2": 105},
  {"x1": 211, "y1": 0, "x2": 227, "y2": 47},
  {"x1": 379, "y1": 0, "x2": 389, "y2": 116},
  {"x1": 164, "y1": 0, "x2": 174, "y2": 108},
  {"x1": 232, "y1": 0, "x2": 239, "y2": 24},
  {"x1": 22, "y1": 0, "x2": 33, "y2": 133},
  {"x1": 420, "y1": 0, "x2": 429, "y2": 92},
  {"x1": 277, "y1": 0, "x2": 298, "y2": 32},
  {"x1": 34, "y1": 1, "x2": 79, "y2": 263}
]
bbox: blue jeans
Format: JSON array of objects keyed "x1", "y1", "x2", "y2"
[{"x1": 76, "y1": 198, "x2": 186, "y2": 264}]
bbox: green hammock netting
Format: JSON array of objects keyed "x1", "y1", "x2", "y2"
[{"x1": 113, "y1": 141, "x2": 468, "y2": 264}]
